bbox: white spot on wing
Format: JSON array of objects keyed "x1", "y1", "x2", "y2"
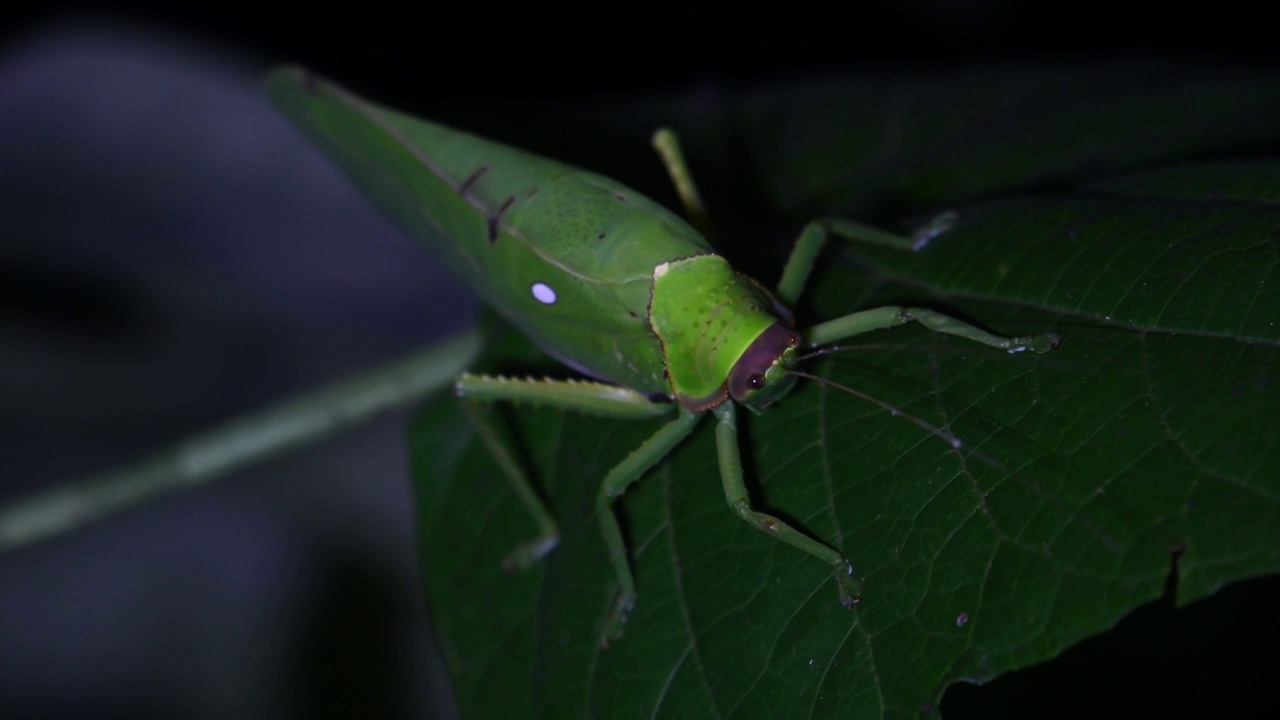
[
  {"x1": 654, "y1": 262, "x2": 669, "y2": 278},
  {"x1": 531, "y1": 282, "x2": 557, "y2": 304}
]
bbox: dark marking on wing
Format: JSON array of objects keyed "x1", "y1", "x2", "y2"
[
  {"x1": 487, "y1": 196, "x2": 516, "y2": 243},
  {"x1": 597, "y1": 232, "x2": 607, "y2": 241},
  {"x1": 459, "y1": 165, "x2": 489, "y2": 195},
  {"x1": 627, "y1": 310, "x2": 638, "y2": 318},
  {"x1": 614, "y1": 193, "x2": 628, "y2": 202},
  {"x1": 646, "y1": 392, "x2": 674, "y2": 404}
]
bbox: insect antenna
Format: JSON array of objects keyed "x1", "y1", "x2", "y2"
[
  {"x1": 787, "y1": 367, "x2": 1130, "y2": 556},
  {"x1": 794, "y1": 342, "x2": 1041, "y2": 365},
  {"x1": 793, "y1": 346, "x2": 845, "y2": 363},
  {"x1": 787, "y1": 369, "x2": 1004, "y2": 472}
]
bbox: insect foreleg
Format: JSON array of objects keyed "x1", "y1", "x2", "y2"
[
  {"x1": 804, "y1": 305, "x2": 1062, "y2": 353},
  {"x1": 775, "y1": 213, "x2": 959, "y2": 306},
  {"x1": 711, "y1": 402, "x2": 863, "y2": 609},
  {"x1": 597, "y1": 407, "x2": 702, "y2": 644}
]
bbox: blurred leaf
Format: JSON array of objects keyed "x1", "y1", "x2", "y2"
[{"x1": 737, "y1": 61, "x2": 1280, "y2": 218}]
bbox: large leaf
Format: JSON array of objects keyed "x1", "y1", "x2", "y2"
[
  {"x1": 409, "y1": 158, "x2": 1279, "y2": 718},
  {"x1": 265, "y1": 62, "x2": 1280, "y2": 716}
]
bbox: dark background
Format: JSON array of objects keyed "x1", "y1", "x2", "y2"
[{"x1": 1, "y1": 3, "x2": 1276, "y2": 718}]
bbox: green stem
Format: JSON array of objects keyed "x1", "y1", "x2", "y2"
[{"x1": 0, "y1": 331, "x2": 482, "y2": 554}]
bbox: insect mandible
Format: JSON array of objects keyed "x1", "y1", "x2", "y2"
[{"x1": 266, "y1": 67, "x2": 1061, "y2": 643}]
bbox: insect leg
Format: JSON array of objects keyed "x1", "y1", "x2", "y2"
[
  {"x1": 457, "y1": 374, "x2": 670, "y2": 419},
  {"x1": 711, "y1": 402, "x2": 862, "y2": 611},
  {"x1": 651, "y1": 127, "x2": 716, "y2": 240},
  {"x1": 596, "y1": 407, "x2": 703, "y2": 644},
  {"x1": 458, "y1": 401, "x2": 562, "y2": 570},
  {"x1": 804, "y1": 305, "x2": 1061, "y2": 353},
  {"x1": 775, "y1": 213, "x2": 960, "y2": 306},
  {"x1": 456, "y1": 375, "x2": 672, "y2": 571}
]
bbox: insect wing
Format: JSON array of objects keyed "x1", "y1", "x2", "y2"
[{"x1": 266, "y1": 68, "x2": 715, "y2": 395}]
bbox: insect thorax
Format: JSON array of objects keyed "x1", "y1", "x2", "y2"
[{"x1": 650, "y1": 255, "x2": 789, "y2": 411}]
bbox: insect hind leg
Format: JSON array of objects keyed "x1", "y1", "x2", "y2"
[
  {"x1": 651, "y1": 127, "x2": 716, "y2": 240},
  {"x1": 458, "y1": 401, "x2": 560, "y2": 570}
]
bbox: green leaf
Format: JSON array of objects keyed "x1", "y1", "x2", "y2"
[
  {"x1": 409, "y1": 158, "x2": 1279, "y2": 718},
  {"x1": 266, "y1": 60, "x2": 1280, "y2": 718}
]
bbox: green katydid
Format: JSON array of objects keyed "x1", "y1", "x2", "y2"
[{"x1": 265, "y1": 67, "x2": 1061, "y2": 643}]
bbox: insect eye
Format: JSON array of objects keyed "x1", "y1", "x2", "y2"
[{"x1": 747, "y1": 374, "x2": 765, "y2": 390}]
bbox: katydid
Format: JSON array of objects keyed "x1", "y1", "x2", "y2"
[{"x1": 265, "y1": 67, "x2": 1061, "y2": 643}]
